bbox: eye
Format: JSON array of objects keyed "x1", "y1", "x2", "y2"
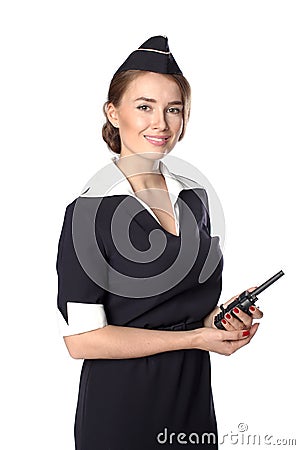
[
  {"x1": 137, "y1": 105, "x2": 151, "y2": 111},
  {"x1": 167, "y1": 107, "x2": 182, "y2": 114}
]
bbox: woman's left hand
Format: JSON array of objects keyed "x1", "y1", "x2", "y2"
[{"x1": 203, "y1": 287, "x2": 264, "y2": 330}]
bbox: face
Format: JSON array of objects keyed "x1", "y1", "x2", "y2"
[{"x1": 107, "y1": 72, "x2": 183, "y2": 160}]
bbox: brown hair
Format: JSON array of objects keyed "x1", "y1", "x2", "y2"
[{"x1": 102, "y1": 70, "x2": 191, "y2": 154}]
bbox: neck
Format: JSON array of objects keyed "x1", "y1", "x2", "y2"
[{"x1": 115, "y1": 152, "x2": 165, "y2": 189}]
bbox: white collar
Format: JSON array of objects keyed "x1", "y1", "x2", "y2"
[{"x1": 80, "y1": 155, "x2": 195, "y2": 207}]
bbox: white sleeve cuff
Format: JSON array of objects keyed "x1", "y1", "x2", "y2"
[{"x1": 57, "y1": 302, "x2": 108, "y2": 337}]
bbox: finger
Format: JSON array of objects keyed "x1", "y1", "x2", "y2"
[
  {"x1": 225, "y1": 323, "x2": 260, "y2": 354},
  {"x1": 248, "y1": 305, "x2": 264, "y2": 319},
  {"x1": 221, "y1": 328, "x2": 252, "y2": 342},
  {"x1": 222, "y1": 295, "x2": 239, "y2": 309},
  {"x1": 223, "y1": 311, "x2": 247, "y2": 330},
  {"x1": 219, "y1": 317, "x2": 235, "y2": 331},
  {"x1": 230, "y1": 308, "x2": 253, "y2": 329},
  {"x1": 247, "y1": 286, "x2": 258, "y2": 293},
  {"x1": 222, "y1": 286, "x2": 258, "y2": 309},
  {"x1": 234, "y1": 323, "x2": 259, "y2": 344}
]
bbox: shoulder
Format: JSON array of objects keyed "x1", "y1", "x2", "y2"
[
  {"x1": 79, "y1": 159, "x2": 130, "y2": 198},
  {"x1": 170, "y1": 171, "x2": 209, "y2": 205}
]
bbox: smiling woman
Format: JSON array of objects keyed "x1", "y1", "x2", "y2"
[{"x1": 56, "y1": 35, "x2": 262, "y2": 450}]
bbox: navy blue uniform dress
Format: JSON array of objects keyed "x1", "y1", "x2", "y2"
[{"x1": 56, "y1": 156, "x2": 223, "y2": 449}]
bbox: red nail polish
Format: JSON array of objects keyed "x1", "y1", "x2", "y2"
[
  {"x1": 249, "y1": 306, "x2": 255, "y2": 312},
  {"x1": 233, "y1": 308, "x2": 239, "y2": 314},
  {"x1": 242, "y1": 330, "x2": 250, "y2": 337},
  {"x1": 221, "y1": 319, "x2": 227, "y2": 325},
  {"x1": 225, "y1": 313, "x2": 231, "y2": 320}
]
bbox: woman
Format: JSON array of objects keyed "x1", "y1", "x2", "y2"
[{"x1": 56, "y1": 36, "x2": 263, "y2": 449}]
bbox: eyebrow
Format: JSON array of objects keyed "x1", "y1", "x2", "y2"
[{"x1": 134, "y1": 96, "x2": 183, "y2": 105}]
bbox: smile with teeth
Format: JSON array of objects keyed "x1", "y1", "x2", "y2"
[{"x1": 144, "y1": 135, "x2": 171, "y2": 146}]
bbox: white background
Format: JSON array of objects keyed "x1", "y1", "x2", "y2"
[{"x1": 1, "y1": 0, "x2": 299, "y2": 448}]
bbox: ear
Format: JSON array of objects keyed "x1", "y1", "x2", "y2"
[{"x1": 106, "y1": 102, "x2": 119, "y2": 126}]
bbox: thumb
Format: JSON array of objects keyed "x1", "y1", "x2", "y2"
[
  {"x1": 223, "y1": 286, "x2": 259, "y2": 308},
  {"x1": 221, "y1": 328, "x2": 252, "y2": 342}
]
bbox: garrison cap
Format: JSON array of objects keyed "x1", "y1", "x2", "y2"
[{"x1": 114, "y1": 35, "x2": 183, "y2": 75}]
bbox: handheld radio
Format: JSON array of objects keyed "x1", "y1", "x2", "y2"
[{"x1": 214, "y1": 270, "x2": 284, "y2": 330}]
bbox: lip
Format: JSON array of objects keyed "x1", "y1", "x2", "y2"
[{"x1": 144, "y1": 135, "x2": 171, "y2": 146}]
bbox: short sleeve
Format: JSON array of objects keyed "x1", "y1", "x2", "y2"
[{"x1": 56, "y1": 199, "x2": 108, "y2": 336}]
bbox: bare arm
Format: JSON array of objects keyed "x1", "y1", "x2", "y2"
[
  {"x1": 64, "y1": 323, "x2": 258, "y2": 360},
  {"x1": 64, "y1": 325, "x2": 190, "y2": 359}
]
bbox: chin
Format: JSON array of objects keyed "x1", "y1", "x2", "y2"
[
  {"x1": 137, "y1": 150, "x2": 168, "y2": 160},
  {"x1": 145, "y1": 145, "x2": 176, "y2": 158}
]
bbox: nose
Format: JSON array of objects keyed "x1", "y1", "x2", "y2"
[{"x1": 151, "y1": 108, "x2": 169, "y2": 131}]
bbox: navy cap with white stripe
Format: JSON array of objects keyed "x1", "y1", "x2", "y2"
[{"x1": 114, "y1": 35, "x2": 183, "y2": 75}]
